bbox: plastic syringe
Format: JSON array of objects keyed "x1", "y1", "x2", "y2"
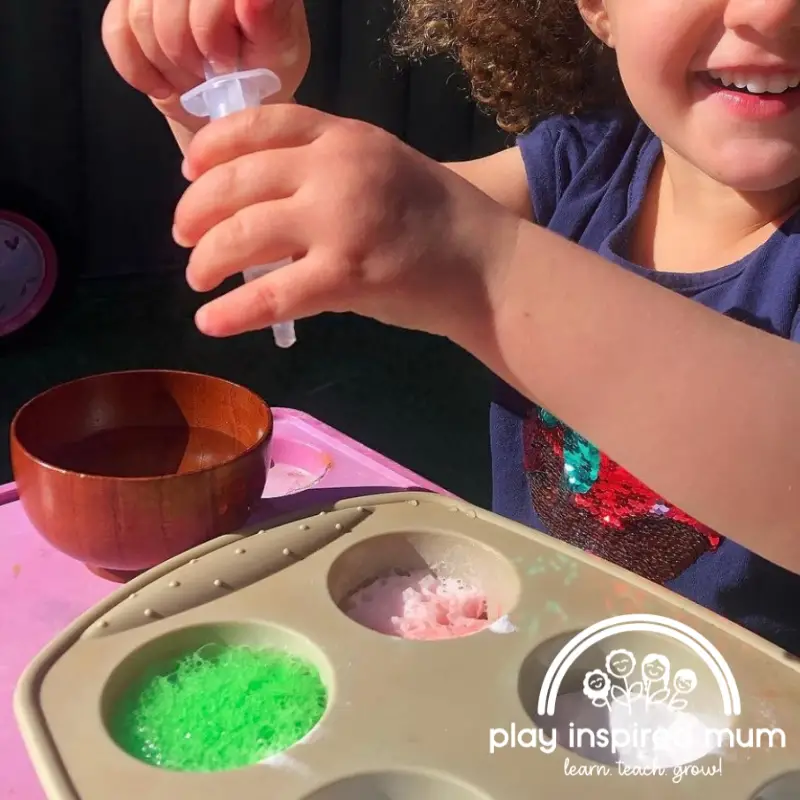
[{"x1": 181, "y1": 64, "x2": 296, "y2": 348}]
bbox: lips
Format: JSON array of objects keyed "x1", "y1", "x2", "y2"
[{"x1": 695, "y1": 71, "x2": 800, "y2": 120}]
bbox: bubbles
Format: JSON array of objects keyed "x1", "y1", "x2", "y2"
[{"x1": 110, "y1": 645, "x2": 327, "y2": 772}]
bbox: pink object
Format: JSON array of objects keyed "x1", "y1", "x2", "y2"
[
  {"x1": 0, "y1": 408, "x2": 449, "y2": 799},
  {"x1": 344, "y1": 570, "x2": 490, "y2": 640},
  {"x1": 0, "y1": 211, "x2": 57, "y2": 336},
  {"x1": 695, "y1": 72, "x2": 800, "y2": 122}
]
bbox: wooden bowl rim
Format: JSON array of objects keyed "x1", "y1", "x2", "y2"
[{"x1": 9, "y1": 369, "x2": 273, "y2": 482}]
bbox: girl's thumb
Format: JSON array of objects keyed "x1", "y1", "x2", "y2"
[{"x1": 235, "y1": 0, "x2": 296, "y2": 48}]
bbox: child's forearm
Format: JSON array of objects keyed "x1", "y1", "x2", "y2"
[{"x1": 467, "y1": 220, "x2": 800, "y2": 573}]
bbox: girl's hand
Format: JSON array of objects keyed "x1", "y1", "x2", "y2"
[
  {"x1": 172, "y1": 104, "x2": 521, "y2": 348},
  {"x1": 102, "y1": 0, "x2": 309, "y2": 133}
]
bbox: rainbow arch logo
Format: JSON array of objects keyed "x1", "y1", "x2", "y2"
[{"x1": 536, "y1": 613, "x2": 741, "y2": 718}]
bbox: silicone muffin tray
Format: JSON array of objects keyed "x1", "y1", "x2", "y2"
[
  {"x1": 14, "y1": 492, "x2": 800, "y2": 800},
  {"x1": 2, "y1": 408, "x2": 446, "y2": 798}
]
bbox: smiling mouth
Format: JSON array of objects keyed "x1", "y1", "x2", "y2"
[{"x1": 705, "y1": 70, "x2": 800, "y2": 96}]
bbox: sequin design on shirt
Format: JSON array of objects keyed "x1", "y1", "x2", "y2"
[{"x1": 523, "y1": 408, "x2": 721, "y2": 584}]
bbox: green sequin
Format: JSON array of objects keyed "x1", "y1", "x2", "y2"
[
  {"x1": 540, "y1": 409, "x2": 559, "y2": 428},
  {"x1": 538, "y1": 408, "x2": 600, "y2": 494}
]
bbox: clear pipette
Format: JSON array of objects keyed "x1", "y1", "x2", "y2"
[{"x1": 181, "y1": 64, "x2": 296, "y2": 348}]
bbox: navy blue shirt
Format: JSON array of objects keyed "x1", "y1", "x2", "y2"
[{"x1": 490, "y1": 114, "x2": 800, "y2": 655}]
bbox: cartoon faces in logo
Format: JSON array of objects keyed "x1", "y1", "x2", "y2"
[
  {"x1": 583, "y1": 669, "x2": 611, "y2": 706},
  {"x1": 641, "y1": 654, "x2": 670, "y2": 685},
  {"x1": 673, "y1": 668, "x2": 697, "y2": 695},
  {"x1": 639, "y1": 654, "x2": 672, "y2": 708},
  {"x1": 582, "y1": 651, "x2": 700, "y2": 715},
  {"x1": 667, "y1": 667, "x2": 699, "y2": 710},
  {"x1": 605, "y1": 648, "x2": 636, "y2": 680}
]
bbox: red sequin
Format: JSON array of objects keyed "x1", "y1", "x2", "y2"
[
  {"x1": 523, "y1": 414, "x2": 721, "y2": 550},
  {"x1": 573, "y1": 454, "x2": 658, "y2": 528},
  {"x1": 525, "y1": 416, "x2": 563, "y2": 468}
]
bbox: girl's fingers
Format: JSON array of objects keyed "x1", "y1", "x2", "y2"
[
  {"x1": 236, "y1": 0, "x2": 296, "y2": 50},
  {"x1": 128, "y1": 0, "x2": 201, "y2": 94},
  {"x1": 195, "y1": 253, "x2": 343, "y2": 337},
  {"x1": 185, "y1": 105, "x2": 326, "y2": 178},
  {"x1": 185, "y1": 198, "x2": 307, "y2": 291},
  {"x1": 237, "y1": 0, "x2": 310, "y2": 85},
  {"x1": 126, "y1": 0, "x2": 159, "y2": 65},
  {"x1": 189, "y1": 0, "x2": 240, "y2": 72},
  {"x1": 102, "y1": 0, "x2": 172, "y2": 99},
  {"x1": 152, "y1": 0, "x2": 204, "y2": 80},
  {"x1": 173, "y1": 150, "x2": 305, "y2": 245}
]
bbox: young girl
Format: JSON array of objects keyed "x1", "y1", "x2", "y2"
[{"x1": 103, "y1": 0, "x2": 800, "y2": 654}]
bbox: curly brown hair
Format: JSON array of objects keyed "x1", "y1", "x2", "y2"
[{"x1": 392, "y1": 0, "x2": 627, "y2": 133}]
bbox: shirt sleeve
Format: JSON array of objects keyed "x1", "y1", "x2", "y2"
[
  {"x1": 516, "y1": 113, "x2": 633, "y2": 228},
  {"x1": 515, "y1": 117, "x2": 572, "y2": 227},
  {"x1": 792, "y1": 311, "x2": 800, "y2": 343}
]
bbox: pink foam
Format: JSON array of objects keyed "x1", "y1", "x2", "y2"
[{"x1": 343, "y1": 570, "x2": 490, "y2": 640}]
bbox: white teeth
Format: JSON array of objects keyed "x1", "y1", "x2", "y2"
[{"x1": 707, "y1": 69, "x2": 800, "y2": 94}]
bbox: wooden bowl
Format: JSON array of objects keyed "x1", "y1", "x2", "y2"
[{"x1": 10, "y1": 370, "x2": 272, "y2": 582}]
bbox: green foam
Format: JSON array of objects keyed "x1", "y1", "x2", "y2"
[{"x1": 111, "y1": 644, "x2": 327, "y2": 772}]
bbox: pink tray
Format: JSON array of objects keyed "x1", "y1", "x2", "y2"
[{"x1": 0, "y1": 408, "x2": 449, "y2": 799}]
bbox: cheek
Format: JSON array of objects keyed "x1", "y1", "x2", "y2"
[
  {"x1": 616, "y1": 36, "x2": 686, "y2": 104},
  {"x1": 607, "y1": 0, "x2": 706, "y2": 75},
  {"x1": 610, "y1": 10, "x2": 704, "y2": 118}
]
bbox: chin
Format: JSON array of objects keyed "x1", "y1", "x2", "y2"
[
  {"x1": 717, "y1": 171, "x2": 799, "y2": 193},
  {"x1": 700, "y1": 146, "x2": 800, "y2": 193}
]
